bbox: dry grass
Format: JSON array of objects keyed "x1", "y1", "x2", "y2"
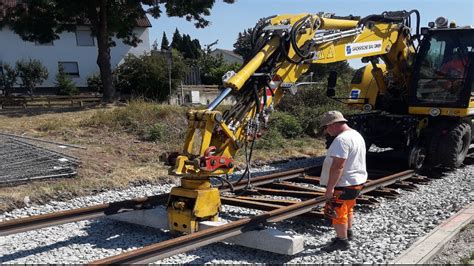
[{"x1": 0, "y1": 102, "x2": 326, "y2": 212}]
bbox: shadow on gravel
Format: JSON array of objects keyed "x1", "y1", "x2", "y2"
[
  {"x1": 182, "y1": 241, "x2": 299, "y2": 264},
  {"x1": 165, "y1": 216, "x2": 333, "y2": 263},
  {"x1": 0, "y1": 219, "x2": 168, "y2": 263},
  {"x1": 180, "y1": 218, "x2": 333, "y2": 264}
]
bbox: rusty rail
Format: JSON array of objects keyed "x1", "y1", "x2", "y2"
[
  {"x1": 0, "y1": 194, "x2": 168, "y2": 236},
  {"x1": 0, "y1": 167, "x2": 419, "y2": 264},
  {"x1": 0, "y1": 167, "x2": 316, "y2": 236},
  {"x1": 90, "y1": 170, "x2": 415, "y2": 264}
]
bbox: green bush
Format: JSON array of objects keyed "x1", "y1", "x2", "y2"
[
  {"x1": 55, "y1": 66, "x2": 78, "y2": 95},
  {"x1": 254, "y1": 128, "x2": 285, "y2": 150},
  {"x1": 15, "y1": 58, "x2": 48, "y2": 96},
  {"x1": 146, "y1": 122, "x2": 167, "y2": 142},
  {"x1": 269, "y1": 111, "x2": 303, "y2": 138},
  {"x1": 115, "y1": 50, "x2": 187, "y2": 102},
  {"x1": 87, "y1": 73, "x2": 103, "y2": 93},
  {"x1": 277, "y1": 85, "x2": 354, "y2": 136},
  {"x1": 197, "y1": 53, "x2": 241, "y2": 85},
  {"x1": 2, "y1": 64, "x2": 18, "y2": 96}
]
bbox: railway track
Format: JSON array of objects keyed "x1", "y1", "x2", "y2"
[{"x1": 0, "y1": 163, "x2": 431, "y2": 264}]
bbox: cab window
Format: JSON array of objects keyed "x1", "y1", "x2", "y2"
[{"x1": 416, "y1": 33, "x2": 472, "y2": 104}]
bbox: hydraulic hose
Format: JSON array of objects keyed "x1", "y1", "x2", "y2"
[
  {"x1": 290, "y1": 15, "x2": 313, "y2": 60},
  {"x1": 280, "y1": 34, "x2": 303, "y2": 64}
]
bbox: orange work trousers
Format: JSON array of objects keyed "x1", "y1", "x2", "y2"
[{"x1": 329, "y1": 185, "x2": 362, "y2": 225}]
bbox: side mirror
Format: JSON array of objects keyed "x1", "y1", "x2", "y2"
[{"x1": 326, "y1": 71, "x2": 337, "y2": 97}]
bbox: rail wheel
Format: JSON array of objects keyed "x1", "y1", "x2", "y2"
[{"x1": 439, "y1": 122, "x2": 471, "y2": 168}]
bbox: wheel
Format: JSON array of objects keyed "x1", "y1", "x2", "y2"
[
  {"x1": 438, "y1": 122, "x2": 471, "y2": 168},
  {"x1": 408, "y1": 145, "x2": 427, "y2": 170}
]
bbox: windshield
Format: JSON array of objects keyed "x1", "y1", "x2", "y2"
[{"x1": 416, "y1": 31, "x2": 473, "y2": 104}]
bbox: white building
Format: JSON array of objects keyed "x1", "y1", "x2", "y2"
[
  {"x1": 0, "y1": 3, "x2": 151, "y2": 89},
  {"x1": 209, "y1": 48, "x2": 243, "y2": 65}
]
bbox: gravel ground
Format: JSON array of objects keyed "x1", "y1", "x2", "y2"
[
  {"x1": 429, "y1": 221, "x2": 474, "y2": 264},
  {"x1": 0, "y1": 156, "x2": 472, "y2": 264}
]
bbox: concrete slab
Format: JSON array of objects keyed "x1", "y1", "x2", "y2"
[
  {"x1": 392, "y1": 202, "x2": 474, "y2": 264},
  {"x1": 200, "y1": 220, "x2": 304, "y2": 255},
  {"x1": 107, "y1": 206, "x2": 169, "y2": 229},
  {"x1": 108, "y1": 207, "x2": 304, "y2": 255}
]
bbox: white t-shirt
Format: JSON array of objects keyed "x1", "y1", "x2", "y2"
[{"x1": 320, "y1": 129, "x2": 368, "y2": 187}]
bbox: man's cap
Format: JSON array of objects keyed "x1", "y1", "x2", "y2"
[{"x1": 320, "y1": 110, "x2": 348, "y2": 127}]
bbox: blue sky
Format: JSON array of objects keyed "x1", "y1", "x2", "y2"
[{"x1": 148, "y1": 0, "x2": 473, "y2": 67}]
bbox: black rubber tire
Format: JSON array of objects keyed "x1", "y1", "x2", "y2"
[
  {"x1": 438, "y1": 122, "x2": 471, "y2": 168},
  {"x1": 425, "y1": 128, "x2": 442, "y2": 167}
]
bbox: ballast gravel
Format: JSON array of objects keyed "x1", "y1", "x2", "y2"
[{"x1": 0, "y1": 156, "x2": 472, "y2": 264}]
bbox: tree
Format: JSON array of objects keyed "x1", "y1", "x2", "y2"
[
  {"x1": 115, "y1": 50, "x2": 187, "y2": 101},
  {"x1": 55, "y1": 65, "x2": 78, "y2": 95},
  {"x1": 171, "y1": 29, "x2": 202, "y2": 60},
  {"x1": 15, "y1": 59, "x2": 48, "y2": 96},
  {"x1": 198, "y1": 52, "x2": 241, "y2": 85},
  {"x1": 171, "y1": 28, "x2": 183, "y2": 52},
  {"x1": 161, "y1": 32, "x2": 169, "y2": 50},
  {"x1": 151, "y1": 39, "x2": 159, "y2": 51},
  {"x1": 0, "y1": 0, "x2": 235, "y2": 103},
  {"x1": 233, "y1": 28, "x2": 253, "y2": 61},
  {"x1": 2, "y1": 64, "x2": 18, "y2": 97}
]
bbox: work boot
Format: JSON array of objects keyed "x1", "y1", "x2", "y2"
[
  {"x1": 321, "y1": 237, "x2": 350, "y2": 252},
  {"x1": 347, "y1": 229, "x2": 353, "y2": 241},
  {"x1": 330, "y1": 229, "x2": 353, "y2": 242}
]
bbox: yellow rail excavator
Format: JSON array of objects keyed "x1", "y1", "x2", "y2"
[{"x1": 166, "y1": 10, "x2": 474, "y2": 233}]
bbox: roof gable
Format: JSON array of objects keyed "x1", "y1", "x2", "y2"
[{"x1": 210, "y1": 48, "x2": 243, "y2": 60}]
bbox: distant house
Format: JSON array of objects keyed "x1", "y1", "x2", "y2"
[
  {"x1": 170, "y1": 85, "x2": 235, "y2": 106},
  {"x1": 0, "y1": 0, "x2": 151, "y2": 91},
  {"x1": 209, "y1": 48, "x2": 243, "y2": 65}
]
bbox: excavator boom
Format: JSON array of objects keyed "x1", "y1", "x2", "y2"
[{"x1": 165, "y1": 10, "x2": 474, "y2": 234}]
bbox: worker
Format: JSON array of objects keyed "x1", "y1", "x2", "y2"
[
  {"x1": 319, "y1": 110, "x2": 368, "y2": 252},
  {"x1": 440, "y1": 48, "x2": 468, "y2": 78},
  {"x1": 438, "y1": 48, "x2": 469, "y2": 92}
]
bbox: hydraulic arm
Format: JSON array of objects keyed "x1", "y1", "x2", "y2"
[{"x1": 167, "y1": 11, "x2": 419, "y2": 233}]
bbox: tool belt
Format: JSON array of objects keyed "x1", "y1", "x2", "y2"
[{"x1": 334, "y1": 184, "x2": 363, "y2": 200}]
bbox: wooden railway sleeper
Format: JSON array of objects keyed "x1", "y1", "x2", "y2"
[
  {"x1": 365, "y1": 188, "x2": 399, "y2": 198},
  {"x1": 262, "y1": 181, "x2": 326, "y2": 193},
  {"x1": 389, "y1": 180, "x2": 418, "y2": 191},
  {"x1": 406, "y1": 175, "x2": 430, "y2": 184}
]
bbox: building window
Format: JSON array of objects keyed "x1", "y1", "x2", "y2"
[
  {"x1": 58, "y1": 62, "x2": 79, "y2": 77},
  {"x1": 76, "y1": 29, "x2": 94, "y2": 46}
]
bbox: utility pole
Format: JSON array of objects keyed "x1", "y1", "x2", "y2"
[{"x1": 166, "y1": 49, "x2": 173, "y2": 105}]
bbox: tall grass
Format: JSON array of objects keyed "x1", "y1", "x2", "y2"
[{"x1": 81, "y1": 100, "x2": 188, "y2": 142}]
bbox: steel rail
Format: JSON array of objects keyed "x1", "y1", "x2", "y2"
[
  {"x1": 90, "y1": 170, "x2": 415, "y2": 264},
  {"x1": 221, "y1": 196, "x2": 325, "y2": 218},
  {"x1": 0, "y1": 194, "x2": 168, "y2": 236},
  {"x1": 219, "y1": 167, "x2": 314, "y2": 192},
  {"x1": 0, "y1": 167, "x2": 317, "y2": 236}
]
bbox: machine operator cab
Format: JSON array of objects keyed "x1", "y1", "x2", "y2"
[{"x1": 410, "y1": 17, "x2": 474, "y2": 113}]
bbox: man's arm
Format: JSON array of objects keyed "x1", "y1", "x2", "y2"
[{"x1": 325, "y1": 156, "x2": 346, "y2": 199}]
